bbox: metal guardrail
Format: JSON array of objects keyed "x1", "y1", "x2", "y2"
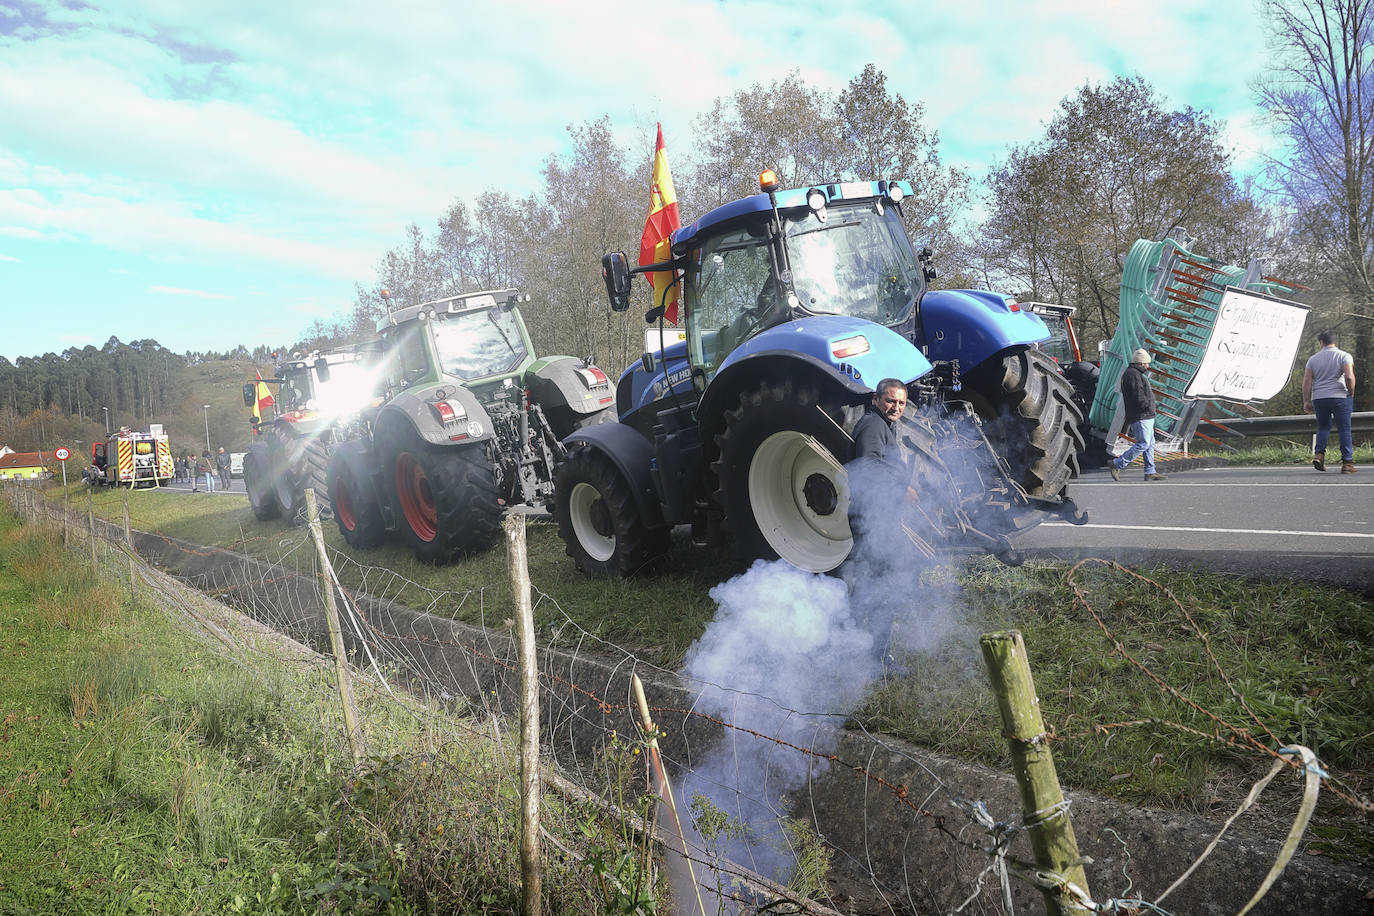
[{"x1": 1200, "y1": 411, "x2": 1374, "y2": 439}]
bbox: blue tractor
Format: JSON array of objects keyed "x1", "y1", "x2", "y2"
[{"x1": 555, "y1": 175, "x2": 1085, "y2": 576}]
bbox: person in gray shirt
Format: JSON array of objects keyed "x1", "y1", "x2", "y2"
[{"x1": 1302, "y1": 329, "x2": 1357, "y2": 473}]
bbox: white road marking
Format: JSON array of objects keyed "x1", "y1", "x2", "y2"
[{"x1": 1041, "y1": 522, "x2": 1374, "y2": 538}]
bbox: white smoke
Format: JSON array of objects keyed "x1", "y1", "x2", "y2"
[{"x1": 668, "y1": 405, "x2": 1007, "y2": 903}]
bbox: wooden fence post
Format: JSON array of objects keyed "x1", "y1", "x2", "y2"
[
  {"x1": 123, "y1": 491, "x2": 135, "y2": 597},
  {"x1": 303, "y1": 488, "x2": 366, "y2": 768},
  {"x1": 87, "y1": 489, "x2": 97, "y2": 570},
  {"x1": 980, "y1": 630, "x2": 1091, "y2": 914},
  {"x1": 505, "y1": 514, "x2": 542, "y2": 916}
]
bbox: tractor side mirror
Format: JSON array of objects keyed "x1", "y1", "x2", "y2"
[
  {"x1": 602, "y1": 252, "x2": 632, "y2": 312},
  {"x1": 242, "y1": 383, "x2": 256, "y2": 407},
  {"x1": 250, "y1": 416, "x2": 260, "y2": 428},
  {"x1": 314, "y1": 357, "x2": 331, "y2": 384},
  {"x1": 641, "y1": 351, "x2": 656, "y2": 374}
]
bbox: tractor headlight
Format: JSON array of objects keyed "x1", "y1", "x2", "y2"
[
  {"x1": 831, "y1": 335, "x2": 871, "y2": 359},
  {"x1": 888, "y1": 184, "x2": 905, "y2": 204}
]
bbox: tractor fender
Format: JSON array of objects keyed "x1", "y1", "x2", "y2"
[
  {"x1": 698, "y1": 316, "x2": 935, "y2": 446},
  {"x1": 527, "y1": 356, "x2": 617, "y2": 415},
  {"x1": 373, "y1": 386, "x2": 496, "y2": 448},
  {"x1": 919, "y1": 289, "x2": 1051, "y2": 371},
  {"x1": 563, "y1": 422, "x2": 666, "y2": 529}
]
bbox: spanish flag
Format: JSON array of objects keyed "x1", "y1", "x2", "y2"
[
  {"x1": 251, "y1": 369, "x2": 275, "y2": 432},
  {"x1": 638, "y1": 123, "x2": 682, "y2": 325}
]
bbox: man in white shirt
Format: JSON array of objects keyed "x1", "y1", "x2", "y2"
[{"x1": 1302, "y1": 329, "x2": 1357, "y2": 473}]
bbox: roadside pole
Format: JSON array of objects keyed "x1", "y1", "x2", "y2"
[{"x1": 505, "y1": 514, "x2": 543, "y2": 916}]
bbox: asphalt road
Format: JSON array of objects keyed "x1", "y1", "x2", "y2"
[{"x1": 1018, "y1": 463, "x2": 1374, "y2": 595}]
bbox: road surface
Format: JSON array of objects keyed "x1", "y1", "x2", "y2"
[{"x1": 1019, "y1": 464, "x2": 1374, "y2": 595}]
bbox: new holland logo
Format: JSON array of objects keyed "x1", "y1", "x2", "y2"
[{"x1": 652, "y1": 366, "x2": 693, "y2": 400}]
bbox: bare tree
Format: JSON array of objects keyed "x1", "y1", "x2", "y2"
[
  {"x1": 978, "y1": 75, "x2": 1274, "y2": 352},
  {"x1": 1259, "y1": 0, "x2": 1374, "y2": 403}
]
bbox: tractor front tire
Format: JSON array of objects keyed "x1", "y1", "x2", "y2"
[
  {"x1": 964, "y1": 347, "x2": 1084, "y2": 499},
  {"x1": 328, "y1": 455, "x2": 385, "y2": 549},
  {"x1": 244, "y1": 447, "x2": 281, "y2": 521},
  {"x1": 555, "y1": 445, "x2": 669, "y2": 577},
  {"x1": 383, "y1": 427, "x2": 501, "y2": 564},
  {"x1": 713, "y1": 379, "x2": 854, "y2": 573}
]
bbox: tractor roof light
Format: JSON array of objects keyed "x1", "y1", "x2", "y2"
[
  {"x1": 759, "y1": 169, "x2": 779, "y2": 192},
  {"x1": 887, "y1": 183, "x2": 905, "y2": 204},
  {"x1": 806, "y1": 188, "x2": 828, "y2": 222}
]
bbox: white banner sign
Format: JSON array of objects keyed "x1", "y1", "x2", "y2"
[{"x1": 1184, "y1": 287, "x2": 1309, "y2": 402}]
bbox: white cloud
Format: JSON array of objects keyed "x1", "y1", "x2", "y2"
[
  {"x1": 0, "y1": 254, "x2": 18, "y2": 262},
  {"x1": 148, "y1": 285, "x2": 233, "y2": 300}
]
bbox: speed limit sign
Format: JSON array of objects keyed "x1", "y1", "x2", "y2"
[{"x1": 54, "y1": 447, "x2": 71, "y2": 461}]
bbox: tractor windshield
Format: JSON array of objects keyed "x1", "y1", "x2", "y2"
[
  {"x1": 312, "y1": 362, "x2": 376, "y2": 416},
  {"x1": 432, "y1": 306, "x2": 528, "y2": 381},
  {"x1": 782, "y1": 201, "x2": 922, "y2": 325}
]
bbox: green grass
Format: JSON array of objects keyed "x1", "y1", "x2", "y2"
[
  {"x1": 1192, "y1": 437, "x2": 1374, "y2": 466},
  {"x1": 0, "y1": 503, "x2": 696, "y2": 913}
]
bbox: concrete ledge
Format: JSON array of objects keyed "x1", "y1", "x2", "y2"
[{"x1": 131, "y1": 528, "x2": 1374, "y2": 915}]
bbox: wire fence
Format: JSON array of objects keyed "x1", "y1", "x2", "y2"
[{"x1": 3, "y1": 480, "x2": 1369, "y2": 915}]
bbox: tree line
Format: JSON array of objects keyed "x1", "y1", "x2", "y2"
[{"x1": 5, "y1": 0, "x2": 1371, "y2": 449}]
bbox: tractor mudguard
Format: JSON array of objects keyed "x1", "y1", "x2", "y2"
[
  {"x1": 527, "y1": 356, "x2": 617, "y2": 420},
  {"x1": 918, "y1": 289, "x2": 1051, "y2": 371},
  {"x1": 718, "y1": 314, "x2": 934, "y2": 388},
  {"x1": 696, "y1": 315, "x2": 934, "y2": 433},
  {"x1": 564, "y1": 422, "x2": 666, "y2": 529},
  {"x1": 376, "y1": 386, "x2": 495, "y2": 447}
]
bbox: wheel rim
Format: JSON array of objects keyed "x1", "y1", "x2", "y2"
[
  {"x1": 394, "y1": 451, "x2": 437, "y2": 542},
  {"x1": 334, "y1": 467, "x2": 357, "y2": 532},
  {"x1": 747, "y1": 430, "x2": 852, "y2": 572},
  {"x1": 568, "y1": 481, "x2": 615, "y2": 562}
]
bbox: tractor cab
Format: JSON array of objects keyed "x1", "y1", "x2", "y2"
[
  {"x1": 378, "y1": 289, "x2": 535, "y2": 399},
  {"x1": 672, "y1": 177, "x2": 924, "y2": 390}
]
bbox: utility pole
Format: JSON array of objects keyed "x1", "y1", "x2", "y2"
[
  {"x1": 102, "y1": 406, "x2": 109, "y2": 435},
  {"x1": 202, "y1": 404, "x2": 211, "y2": 452}
]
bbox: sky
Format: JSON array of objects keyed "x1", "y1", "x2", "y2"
[{"x1": 0, "y1": 0, "x2": 1284, "y2": 364}]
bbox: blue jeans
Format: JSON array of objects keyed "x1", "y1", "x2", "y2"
[
  {"x1": 1314, "y1": 397, "x2": 1354, "y2": 462},
  {"x1": 1114, "y1": 418, "x2": 1157, "y2": 476},
  {"x1": 204, "y1": 471, "x2": 217, "y2": 493}
]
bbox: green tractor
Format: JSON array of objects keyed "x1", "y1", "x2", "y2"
[
  {"x1": 241, "y1": 347, "x2": 376, "y2": 524},
  {"x1": 327, "y1": 288, "x2": 616, "y2": 563}
]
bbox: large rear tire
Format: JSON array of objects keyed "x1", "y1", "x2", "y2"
[
  {"x1": 244, "y1": 447, "x2": 280, "y2": 520},
  {"x1": 713, "y1": 379, "x2": 854, "y2": 573},
  {"x1": 555, "y1": 445, "x2": 670, "y2": 577},
  {"x1": 382, "y1": 426, "x2": 501, "y2": 564},
  {"x1": 271, "y1": 428, "x2": 332, "y2": 525},
  {"x1": 328, "y1": 454, "x2": 386, "y2": 549},
  {"x1": 963, "y1": 347, "x2": 1084, "y2": 499}
]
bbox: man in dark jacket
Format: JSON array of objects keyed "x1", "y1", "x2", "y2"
[{"x1": 1110, "y1": 349, "x2": 1167, "y2": 481}]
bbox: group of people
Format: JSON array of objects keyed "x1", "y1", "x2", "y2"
[{"x1": 173, "y1": 447, "x2": 235, "y2": 492}]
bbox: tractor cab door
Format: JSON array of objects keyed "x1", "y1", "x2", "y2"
[{"x1": 682, "y1": 225, "x2": 785, "y2": 390}]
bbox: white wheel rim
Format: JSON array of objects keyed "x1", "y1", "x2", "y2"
[
  {"x1": 747, "y1": 430, "x2": 852, "y2": 573},
  {"x1": 568, "y1": 481, "x2": 615, "y2": 562}
]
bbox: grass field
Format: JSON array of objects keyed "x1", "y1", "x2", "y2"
[
  {"x1": 26, "y1": 470, "x2": 1374, "y2": 867},
  {"x1": 0, "y1": 503, "x2": 729, "y2": 913}
]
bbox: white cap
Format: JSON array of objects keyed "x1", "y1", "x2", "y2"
[{"x1": 1131, "y1": 348, "x2": 1151, "y2": 365}]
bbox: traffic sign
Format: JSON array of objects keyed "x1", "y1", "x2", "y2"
[{"x1": 54, "y1": 447, "x2": 71, "y2": 461}]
